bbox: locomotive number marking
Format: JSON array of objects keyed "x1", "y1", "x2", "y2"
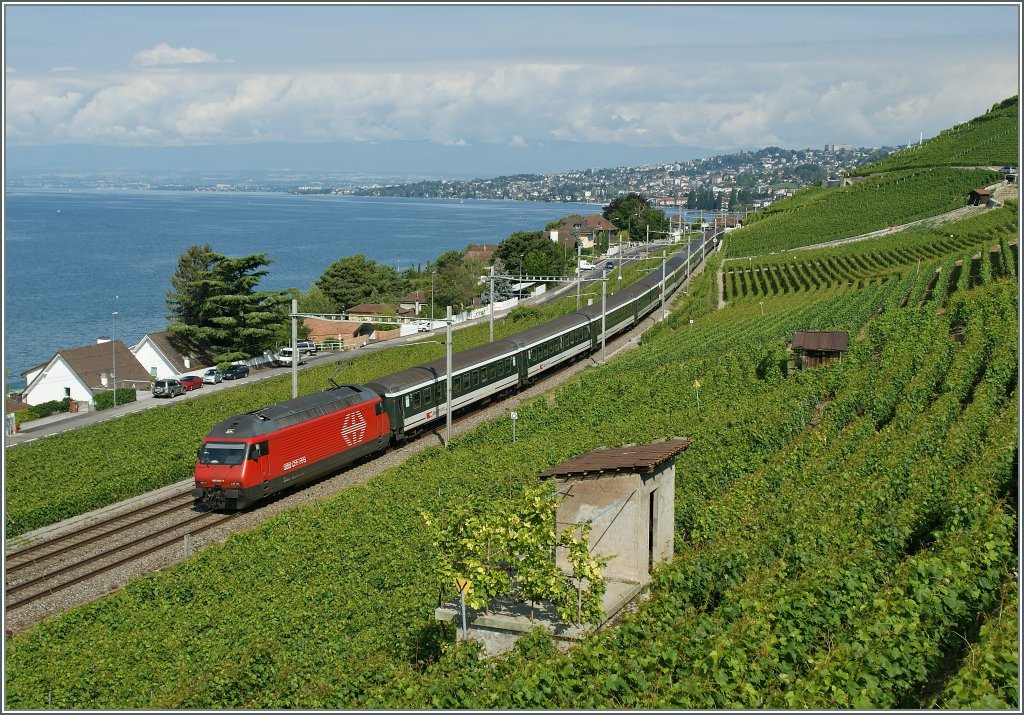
[
  {"x1": 341, "y1": 410, "x2": 367, "y2": 446},
  {"x1": 283, "y1": 456, "x2": 307, "y2": 471}
]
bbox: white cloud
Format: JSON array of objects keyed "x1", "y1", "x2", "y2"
[
  {"x1": 50, "y1": 66, "x2": 77, "y2": 73},
  {"x1": 131, "y1": 42, "x2": 220, "y2": 68},
  {"x1": 4, "y1": 38, "x2": 1018, "y2": 153}
]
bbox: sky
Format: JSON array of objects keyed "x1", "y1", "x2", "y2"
[{"x1": 3, "y1": 2, "x2": 1021, "y2": 177}]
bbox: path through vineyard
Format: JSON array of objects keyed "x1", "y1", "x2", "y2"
[{"x1": 716, "y1": 177, "x2": 1017, "y2": 307}]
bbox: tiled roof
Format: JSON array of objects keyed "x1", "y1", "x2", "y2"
[
  {"x1": 555, "y1": 214, "x2": 615, "y2": 234},
  {"x1": 791, "y1": 331, "x2": 849, "y2": 352},
  {"x1": 6, "y1": 396, "x2": 31, "y2": 414},
  {"x1": 141, "y1": 330, "x2": 205, "y2": 373},
  {"x1": 302, "y1": 317, "x2": 372, "y2": 338},
  {"x1": 537, "y1": 439, "x2": 693, "y2": 479},
  {"x1": 348, "y1": 304, "x2": 397, "y2": 315},
  {"x1": 52, "y1": 341, "x2": 152, "y2": 389}
]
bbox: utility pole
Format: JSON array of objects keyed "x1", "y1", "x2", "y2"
[
  {"x1": 445, "y1": 305, "x2": 453, "y2": 448},
  {"x1": 576, "y1": 243, "x2": 582, "y2": 310},
  {"x1": 661, "y1": 252, "x2": 667, "y2": 319},
  {"x1": 601, "y1": 269, "x2": 607, "y2": 357},
  {"x1": 618, "y1": 232, "x2": 623, "y2": 281},
  {"x1": 291, "y1": 298, "x2": 298, "y2": 399},
  {"x1": 488, "y1": 265, "x2": 495, "y2": 343}
]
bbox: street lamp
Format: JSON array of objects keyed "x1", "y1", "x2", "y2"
[{"x1": 112, "y1": 311, "x2": 118, "y2": 406}]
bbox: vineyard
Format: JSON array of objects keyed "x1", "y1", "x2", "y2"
[
  {"x1": 3, "y1": 256, "x2": 666, "y2": 540},
  {"x1": 725, "y1": 167, "x2": 1002, "y2": 257},
  {"x1": 722, "y1": 201, "x2": 1018, "y2": 302},
  {"x1": 847, "y1": 96, "x2": 1018, "y2": 175},
  {"x1": 4, "y1": 100, "x2": 1019, "y2": 709},
  {"x1": 5, "y1": 242, "x2": 1018, "y2": 708}
]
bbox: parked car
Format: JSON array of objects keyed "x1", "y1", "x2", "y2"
[
  {"x1": 296, "y1": 340, "x2": 318, "y2": 355},
  {"x1": 179, "y1": 376, "x2": 204, "y2": 391},
  {"x1": 223, "y1": 364, "x2": 250, "y2": 380},
  {"x1": 203, "y1": 367, "x2": 224, "y2": 384},
  {"x1": 153, "y1": 379, "x2": 186, "y2": 398},
  {"x1": 274, "y1": 347, "x2": 305, "y2": 367}
]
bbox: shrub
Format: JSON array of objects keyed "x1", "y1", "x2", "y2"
[
  {"x1": 93, "y1": 388, "x2": 138, "y2": 411},
  {"x1": 14, "y1": 397, "x2": 72, "y2": 424}
]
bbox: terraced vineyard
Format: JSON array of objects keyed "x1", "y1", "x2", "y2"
[
  {"x1": 725, "y1": 167, "x2": 1002, "y2": 257},
  {"x1": 722, "y1": 202, "x2": 1018, "y2": 302},
  {"x1": 848, "y1": 96, "x2": 1018, "y2": 175},
  {"x1": 5, "y1": 246, "x2": 1018, "y2": 709},
  {"x1": 4, "y1": 100, "x2": 1019, "y2": 709}
]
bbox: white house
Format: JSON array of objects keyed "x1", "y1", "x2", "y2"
[
  {"x1": 131, "y1": 330, "x2": 206, "y2": 380},
  {"x1": 21, "y1": 339, "x2": 153, "y2": 407}
]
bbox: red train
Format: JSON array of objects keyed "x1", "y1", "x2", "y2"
[
  {"x1": 192, "y1": 384, "x2": 389, "y2": 509},
  {"x1": 193, "y1": 232, "x2": 716, "y2": 511}
]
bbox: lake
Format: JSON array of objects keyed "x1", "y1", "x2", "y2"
[{"x1": 4, "y1": 190, "x2": 600, "y2": 391}]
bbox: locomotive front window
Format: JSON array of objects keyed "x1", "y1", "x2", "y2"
[{"x1": 198, "y1": 442, "x2": 247, "y2": 465}]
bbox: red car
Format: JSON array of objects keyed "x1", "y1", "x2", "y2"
[{"x1": 179, "y1": 375, "x2": 204, "y2": 391}]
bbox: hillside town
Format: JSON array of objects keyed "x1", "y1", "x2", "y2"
[{"x1": 343, "y1": 144, "x2": 901, "y2": 208}]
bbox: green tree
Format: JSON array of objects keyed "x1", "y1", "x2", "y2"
[
  {"x1": 480, "y1": 259, "x2": 515, "y2": 305},
  {"x1": 166, "y1": 248, "x2": 288, "y2": 363},
  {"x1": 494, "y1": 231, "x2": 573, "y2": 280},
  {"x1": 602, "y1": 192, "x2": 668, "y2": 238},
  {"x1": 315, "y1": 255, "x2": 409, "y2": 312},
  {"x1": 794, "y1": 163, "x2": 826, "y2": 183},
  {"x1": 296, "y1": 285, "x2": 337, "y2": 315},
  {"x1": 165, "y1": 244, "x2": 219, "y2": 350}
]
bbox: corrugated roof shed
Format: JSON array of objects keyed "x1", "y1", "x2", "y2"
[
  {"x1": 537, "y1": 439, "x2": 692, "y2": 479},
  {"x1": 791, "y1": 331, "x2": 849, "y2": 352}
]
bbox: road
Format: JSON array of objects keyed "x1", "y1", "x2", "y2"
[{"x1": 4, "y1": 232, "x2": 716, "y2": 448}]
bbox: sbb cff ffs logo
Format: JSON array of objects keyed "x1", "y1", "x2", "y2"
[{"x1": 341, "y1": 410, "x2": 367, "y2": 446}]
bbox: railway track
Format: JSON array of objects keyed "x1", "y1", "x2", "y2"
[
  {"x1": 4, "y1": 491, "x2": 241, "y2": 613},
  {"x1": 1, "y1": 324, "x2": 640, "y2": 624},
  {"x1": 3, "y1": 247, "x2": 708, "y2": 633}
]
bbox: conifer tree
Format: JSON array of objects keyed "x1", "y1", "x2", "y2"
[{"x1": 166, "y1": 246, "x2": 288, "y2": 363}]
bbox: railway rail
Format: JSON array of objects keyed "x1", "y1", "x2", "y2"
[
  {"x1": 3, "y1": 239, "x2": 716, "y2": 632},
  {"x1": 4, "y1": 493, "x2": 241, "y2": 614}
]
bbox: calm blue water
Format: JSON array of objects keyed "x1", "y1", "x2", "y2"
[{"x1": 4, "y1": 190, "x2": 599, "y2": 391}]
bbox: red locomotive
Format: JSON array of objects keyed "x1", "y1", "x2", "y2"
[{"x1": 192, "y1": 384, "x2": 389, "y2": 510}]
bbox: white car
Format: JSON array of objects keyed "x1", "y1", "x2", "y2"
[{"x1": 273, "y1": 347, "x2": 305, "y2": 367}]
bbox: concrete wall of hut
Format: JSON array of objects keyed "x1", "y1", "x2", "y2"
[{"x1": 554, "y1": 462, "x2": 675, "y2": 586}]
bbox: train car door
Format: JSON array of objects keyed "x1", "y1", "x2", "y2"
[{"x1": 250, "y1": 440, "x2": 270, "y2": 489}]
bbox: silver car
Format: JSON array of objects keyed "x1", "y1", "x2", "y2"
[
  {"x1": 203, "y1": 367, "x2": 224, "y2": 384},
  {"x1": 153, "y1": 379, "x2": 186, "y2": 398}
]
